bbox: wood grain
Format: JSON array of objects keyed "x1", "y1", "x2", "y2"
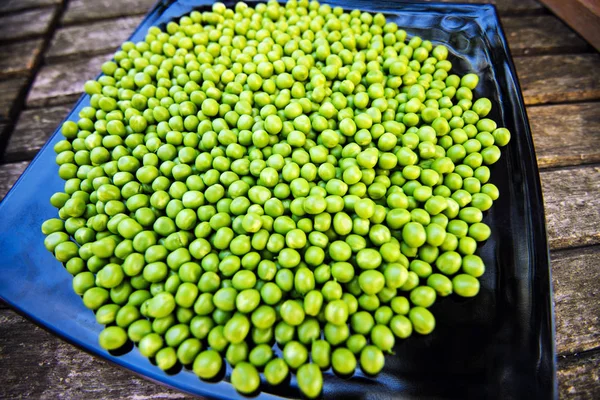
[
  {"x1": 26, "y1": 53, "x2": 111, "y2": 108},
  {"x1": 542, "y1": 165, "x2": 600, "y2": 250},
  {"x1": 0, "y1": 161, "x2": 29, "y2": 201},
  {"x1": 503, "y1": 15, "x2": 591, "y2": 56},
  {"x1": 553, "y1": 246, "x2": 600, "y2": 355},
  {"x1": 0, "y1": 309, "x2": 191, "y2": 400},
  {"x1": 0, "y1": 124, "x2": 8, "y2": 146},
  {"x1": 46, "y1": 13, "x2": 588, "y2": 62},
  {"x1": 515, "y1": 54, "x2": 600, "y2": 105},
  {"x1": 46, "y1": 16, "x2": 144, "y2": 62},
  {"x1": 8, "y1": 99, "x2": 600, "y2": 168},
  {"x1": 5, "y1": 105, "x2": 72, "y2": 161},
  {"x1": 0, "y1": 304, "x2": 598, "y2": 400},
  {"x1": 558, "y1": 349, "x2": 600, "y2": 399},
  {"x1": 61, "y1": 0, "x2": 156, "y2": 25},
  {"x1": 454, "y1": 0, "x2": 544, "y2": 15},
  {"x1": 26, "y1": 53, "x2": 600, "y2": 112},
  {"x1": 0, "y1": 0, "x2": 61, "y2": 14},
  {"x1": 528, "y1": 102, "x2": 600, "y2": 168},
  {"x1": 0, "y1": 7, "x2": 58, "y2": 42},
  {"x1": 539, "y1": 0, "x2": 600, "y2": 52},
  {"x1": 0, "y1": 39, "x2": 44, "y2": 79},
  {"x1": 0, "y1": 78, "x2": 29, "y2": 122}
]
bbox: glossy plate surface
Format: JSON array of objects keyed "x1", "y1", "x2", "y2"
[{"x1": 0, "y1": 1, "x2": 555, "y2": 398}]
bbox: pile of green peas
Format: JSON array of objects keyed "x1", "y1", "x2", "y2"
[{"x1": 42, "y1": 0, "x2": 511, "y2": 397}]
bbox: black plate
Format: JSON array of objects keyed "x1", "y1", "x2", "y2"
[{"x1": 0, "y1": 1, "x2": 556, "y2": 398}]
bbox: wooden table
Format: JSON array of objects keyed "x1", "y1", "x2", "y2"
[{"x1": 0, "y1": 0, "x2": 599, "y2": 398}]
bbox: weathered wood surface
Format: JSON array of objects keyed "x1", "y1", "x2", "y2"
[
  {"x1": 26, "y1": 53, "x2": 112, "y2": 108},
  {"x1": 46, "y1": 16, "x2": 144, "y2": 62},
  {"x1": 503, "y1": 15, "x2": 591, "y2": 56},
  {"x1": 0, "y1": 0, "x2": 61, "y2": 14},
  {"x1": 528, "y1": 102, "x2": 600, "y2": 168},
  {"x1": 0, "y1": 161, "x2": 29, "y2": 200},
  {"x1": 515, "y1": 54, "x2": 600, "y2": 105},
  {"x1": 539, "y1": 0, "x2": 600, "y2": 52},
  {"x1": 6, "y1": 99, "x2": 600, "y2": 169},
  {"x1": 0, "y1": 124, "x2": 8, "y2": 147},
  {"x1": 553, "y1": 246, "x2": 600, "y2": 355},
  {"x1": 0, "y1": 39, "x2": 44, "y2": 79},
  {"x1": 0, "y1": 159, "x2": 597, "y2": 254},
  {"x1": 0, "y1": 305, "x2": 598, "y2": 400},
  {"x1": 61, "y1": 0, "x2": 157, "y2": 25},
  {"x1": 43, "y1": 13, "x2": 589, "y2": 63},
  {"x1": 0, "y1": 78, "x2": 29, "y2": 122},
  {"x1": 4, "y1": 105, "x2": 71, "y2": 161},
  {"x1": 1, "y1": 0, "x2": 600, "y2": 398},
  {"x1": 438, "y1": 0, "x2": 545, "y2": 15},
  {"x1": 0, "y1": 309, "x2": 191, "y2": 400},
  {"x1": 0, "y1": 7, "x2": 58, "y2": 42},
  {"x1": 24, "y1": 53, "x2": 600, "y2": 117},
  {"x1": 542, "y1": 165, "x2": 600, "y2": 250},
  {"x1": 558, "y1": 350, "x2": 600, "y2": 399}
]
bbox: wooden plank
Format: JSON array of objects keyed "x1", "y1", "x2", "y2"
[
  {"x1": 558, "y1": 349, "x2": 600, "y2": 399},
  {"x1": 61, "y1": 0, "x2": 156, "y2": 25},
  {"x1": 0, "y1": 161, "x2": 29, "y2": 201},
  {"x1": 0, "y1": 309, "x2": 191, "y2": 399},
  {"x1": 515, "y1": 54, "x2": 600, "y2": 105},
  {"x1": 503, "y1": 15, "x2": 591, "y2": 56},
  {"x1": 0, "y1": 0, "x2": 61, "y2": 14},
  {"x1": 26, "y1": 53, "x2": 111, "y2": 108},
  {"x1": 5, "y1": 105, "x2": 72, "y2": 161},
  {"x1": 528, "y1": 102, "x2": 600, "y2": 169},
  {"x1": 0, "y1": 124, "x2": 8, "y2": 149},
  {"x1": 541, "y1": 165, "x2": 600, "y2": 250},
  {"x1": 0, "y1": 78, "x2": 29, "y2": 122},
  {"x1": 1, "y1": 304, "x2": 599, "y2": 399},
  {"x1": 0, "y1": 39, "x2": 44, "y2": 79},
  {"x1": 540, "y1": 0, "x2": 600, "y2": 52},
  {"x1": 553, "y1": 246, "x2": 600, "y2": 355},
  {"x1": 7, "y1": 99, "x2": 597, "y2": 169},
  {"x1": 0, "y1": 7, "x2": 58, "y2": 42},
  {"x1": 476, "y1": 0, "x2": 545, "y2": 15},
  {"x1": 28, "y1": 53, "x2": 600, "y2": 110},
  {"x1": 46, "y1": 16, "x2": 144, "y2": 62}
]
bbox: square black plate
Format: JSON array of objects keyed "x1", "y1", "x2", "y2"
[{"x1": 0, "y1": 1, "x2": 556, "y2": 398}]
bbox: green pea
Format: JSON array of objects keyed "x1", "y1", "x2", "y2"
[
  {"x1": 360, "y1": 345, "x2": 385, "y2": 375},
  {"x1": 98, "y1": 326, "x2": 128, "y2": 350},
  {"x1": 139, "y1": 333, "x2": 163, "y2": 357},
  {"x1": 351, "y1": 311, "x2": 375, "y2": 335},
  {"x1": 248, "y1": 343, "x2": 273, "y2": 367},
  {"x1": 389, "y1": 315, "x2": 413, "y2": 339},
  {"x1": 224, "y1": 313, "x2": 250, "y2": 344},
  {"x1": 347, "y1": 334, "x2": 368, "y2": 354},
  {"x1": 427, "y1": 273, "x2": 454, "y2": 296},
  {"x1": 283, "y1": 340, "x2": 308, "y2": 369},
  {"x1": 297, "y1": 363, "x2": 323, "y2": 399},
  {"x1": 193, "y1": 350, "x2": 222, "y2": 379},
  {"x1": 410, "y1": 286, "x2": 437, "y2": 308},
  {"x1": 409, "y1": 306, "x2": 436, "y2": 334},
  {"x1": 453, "y1": 274, "x2": 481, "y2": 297},
  {"x1": 264, "y1": 358, "x2": 289, "y2": 385}
]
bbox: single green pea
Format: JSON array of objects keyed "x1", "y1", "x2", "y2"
[
  {"x1": 409, "y1": 306, "x2": 436, "y2": 335},
  {"x1": 283, "y1": 340, "x2": 308, "y2": 369},
  {"x1": 264, "y1": 358, "x2": 289, "y2": 385},
  {"x1": 332, "y1": 347, "x2": 357, "y2": 375},
  {"x1": 98, "y1": 326, "x2": 128, "y2": 350},
  {"x1": 297, "y1": 363, "x2": 323, "y2": 399},
  {"x1": 193, "y1": 350, "x2": 222, "y2": 379},
  {"x1": 360, "y1": 345, "x2": 385, "y2": 375}
]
